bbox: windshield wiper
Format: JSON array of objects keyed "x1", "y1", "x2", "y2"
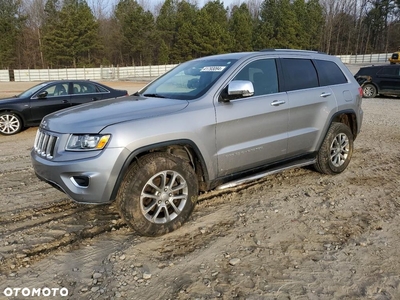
[{"x1": 143, "y1": 93, "x2": 166, "y2": 98}]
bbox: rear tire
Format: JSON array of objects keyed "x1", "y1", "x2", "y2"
[
  {"x1": 116, "y1": 152, "x2": 198, "y2": 236},
  {"x1": 362, "y1": 84, "x2": 377, "y2": 98},
  {"x1": 314, "y1": 122, "x2": 353, "y2": 175}
]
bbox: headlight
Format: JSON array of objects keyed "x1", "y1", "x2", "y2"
[{"x1": 66, "y1": 134, "x2": 111, "y2": 151}]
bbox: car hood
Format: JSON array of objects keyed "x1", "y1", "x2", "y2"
[{"x1": 42, "y1": 95, "x2": 189, "y2": 133}]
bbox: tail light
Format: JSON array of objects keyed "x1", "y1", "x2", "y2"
[{"x1": 358, "y1": 87, "x2": 363, "y2": 98}]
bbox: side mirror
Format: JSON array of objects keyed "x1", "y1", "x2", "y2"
[
  {"x1": 37, "y1": 91, "x2": 48, "y2": 99},
  {"x1": 228, "y1": 80, "x2": 254, "y2": 97},
  {"x1": 220, "y1": 80, "x2": 254, "y2": 102}
]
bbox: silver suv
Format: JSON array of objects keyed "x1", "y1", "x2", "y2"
[{"x1": 31, "y1": 50, "x2": 363, "y2": 236}]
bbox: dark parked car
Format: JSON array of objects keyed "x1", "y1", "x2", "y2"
[
  {"x1": 355, "y1": 64, "x2": 400, "y2": 98},
  {"x1": 0, "y1": 80, "x2": 128, "y2": 135}
]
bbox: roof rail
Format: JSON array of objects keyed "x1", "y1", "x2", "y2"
[{"x1": 259, "y1": 49, "x2": 327, "y2": 54}]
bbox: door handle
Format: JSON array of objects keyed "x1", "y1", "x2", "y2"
[
  {"x1": 320, "y1": 92, "x2": 332, "y2": 98},
  {"x1": 270, "y1": 100, "x2": 286, "y2": 106},
  {"x1": 62, "y1": 99, "x2": 68, "y2": 103}
]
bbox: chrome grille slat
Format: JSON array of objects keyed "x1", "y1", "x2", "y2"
[
  {"x1": 33, "y1": 129, "x2": 58, "y2": 159},
  {"x1": 33, "y1": 130, "x2": 41, "y2": 149},
  {"x1": 37, "y1": 132, "x2": 44, "y2": 151},
  {"x1": 41, "y1": 134, "x2": 49, "y2": 156},
  {"x1": 46, "y1": 135, "x2": 56, "y2": 158}
]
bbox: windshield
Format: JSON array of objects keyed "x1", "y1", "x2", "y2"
[
  {"x1": 18, "y1": 83, "x2": 48, "y2": 98},
  {"x1": 139, "y1": 58, "x2": 237, "y2": 100}
]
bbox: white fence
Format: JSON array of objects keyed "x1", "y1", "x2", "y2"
[
  {"x1": 0, "y1": 64, "x2": 177, "y2": 82},
  {"x1": 0, "y1": 70, "x2": 9, "y2": 81},
  {"x1": 0, "y1": 53, "x2": 393, "y2": 82},
  {"x1": 337, "y1": 52, "x2": 391, "y2": 64}
]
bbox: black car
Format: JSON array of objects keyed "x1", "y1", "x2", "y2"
[
  {"x1": 355, "y1": 64, "x2": 400, "y2": 98},
  {"x1": 0, "y1": 80, "x2": 128, "y2": 135}
]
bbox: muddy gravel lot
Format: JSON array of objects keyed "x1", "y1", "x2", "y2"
[{"x1": 0, "y1": 71, "x2": 400, "y2": 300}]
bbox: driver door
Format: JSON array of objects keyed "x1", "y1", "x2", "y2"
[
  {"x1": 29, "y1": 83, "x2": 71, "y2": 123},
  {"x1": 215, "y1": 58, "x2": 289, "y2": 177}
]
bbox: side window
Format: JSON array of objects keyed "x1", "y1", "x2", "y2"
[
  {"x1": 315, "y1": 60, "x2": 348, "y2": 86},
  {"x1": 43, "y1": 83, "x2": 68, "y2": 97},
  {"x1": 72, "y1": 83, "x2": 81, "y2": 94},
  {"x1": 79, "y1": 83, "x2": 99, "y2": 94},
  {"x1": 96, "y1": 84, "x2": 108, "y2": 93},
  {"x1": 281, "y1": 58, "x2": 318, "y2": 91},
  {"x1": 233, "y1": 59, "x2": 278, "y2": 96}
]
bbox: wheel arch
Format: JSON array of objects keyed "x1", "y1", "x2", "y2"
[
  {"x1": 331, "y1": 111, "x2": 359, "y2": 140},
  {"x1": 316, "y1": 110, "x2": 359, "y2": 152},
  {"x1": 110, "y1": 139, "x2": 210, "y2": 202},
  {"x1": 361, "y1": 81, "x2": 379, "y2": 96}
]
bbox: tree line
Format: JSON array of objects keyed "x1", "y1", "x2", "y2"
[{"x1": 1, "y1": 0, "x2": 400, "y2": 69}]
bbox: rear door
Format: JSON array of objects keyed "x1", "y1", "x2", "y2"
[
  {"x1": 69, "y1": 82, "x2": 111, "y2": 105},
  {"x1": 215, "y1": 58, "x2": 289, "y2": 176},
  {"x1": 376, "y1": 66, "x2": 400, "y2": 92},
  {"x1": 280, "y1": 58, "x2": 338, "y2": 157}
]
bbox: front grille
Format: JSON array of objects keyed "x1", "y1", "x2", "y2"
[{"x1": 33, "y1": 129, "x2": 58, "y2": 159}]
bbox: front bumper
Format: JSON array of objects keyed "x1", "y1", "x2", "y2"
[{"x1": 31, "y1": 147, "x2": 128, "y2": 204}]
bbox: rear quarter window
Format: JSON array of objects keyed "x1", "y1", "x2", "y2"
[
  {"x1": 355, "y1": 67, "x2": 379, "y2": 76},
  {"x1": 377, "y1": 67, "x2": 399, "y2": 76},
  {"x1": 314, "y1": 60, "x2": 348, "y2": 86},
  {"x1": 281, "y1": 58, "x2": 318, "y2": 91}
]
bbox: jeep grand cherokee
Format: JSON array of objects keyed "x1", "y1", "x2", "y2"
[{"x1": 31, "y1": 50, "x2": 363, "y2": 236}]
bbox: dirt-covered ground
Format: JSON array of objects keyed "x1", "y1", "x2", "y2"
[{"x1": 0, "y1": 68, "x2": 400, "y2": 300}]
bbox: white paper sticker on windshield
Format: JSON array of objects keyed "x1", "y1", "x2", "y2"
[{"x1": 200, "y1": 66, "x2": 226, "y2": 72}]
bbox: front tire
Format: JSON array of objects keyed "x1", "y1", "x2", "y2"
[
  {"x1": 0, "y1": 112, "x2": 23, "y2": 135},
  {"x1": 362, "y1": 84, "x2": 377, "y2": 98},
  {"x1": 314, "y1": 122, "x2": 354, "y2": 175},
  {"x1": 117, "y1": 152, "x2": 198, "y2": 236}
]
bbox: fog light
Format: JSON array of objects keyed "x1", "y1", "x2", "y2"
[{"x1": 71, "y1": 176, "x2": 89, "y2": 187}]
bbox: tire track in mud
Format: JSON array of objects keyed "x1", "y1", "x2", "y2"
[
  {"x1": 0, "y1": 201, "x2": 126, "y2": 274},
  {"x1": 0, "y1": 200, "x2": 77, "y2": 225}
]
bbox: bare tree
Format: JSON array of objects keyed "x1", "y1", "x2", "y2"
[
  {"x1": 87, "y1": 0, "x2": 112, "y2": 19},
  {"x1": 246, "y1": 0, "x2": 262, "y2": 19},
  {"x1": 320, "y1": 0, "x2": 371, "y2": 54},
  {"x1": 19, "y1": 0, "x2": 47, "y2": 68}
]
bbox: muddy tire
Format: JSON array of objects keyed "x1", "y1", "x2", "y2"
[
  {"x1": 116, "y1": 152, "x2": 198, "y2": 236},
  {"x1": 0, "y1": 112, "x2": 23, "y2": 135},
  {"x1": 362, "y1": 84, "x2": 377, "y2": 98},
  {"x1": 314, "y1": 122, "x2": 353, "y2": 175}
]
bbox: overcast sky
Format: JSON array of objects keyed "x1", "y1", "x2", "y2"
[{"x1": 89, "y1": 0, "x2": 245, "y2": 17}]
